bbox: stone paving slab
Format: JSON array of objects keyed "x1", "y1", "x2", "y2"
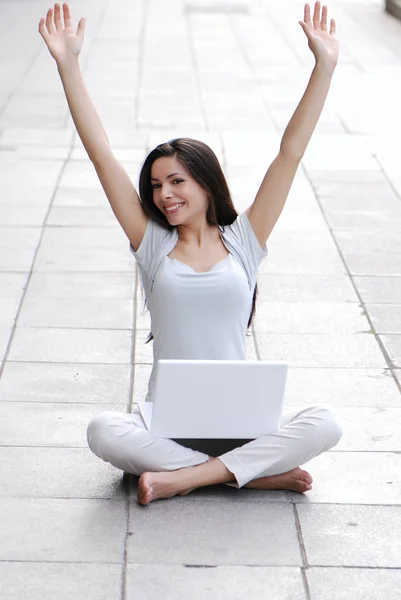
[
  {"x1": 284, "y1": 368, "x2": 400, "y2": 408},
  {"x1": 0, "y1": 497, "x2": 126, "y2": 562},
  {"x1": 366, "y1": 305, "x2": 401, "y2": 334},
  {"x1": 254, "y1": 303, "x2": 370, "y2": 334},
  {"x1": 0, "y1": 327, "x2": 12, "y2": 363},
  {"x1": 256, "y1": 332, "x2": 387, "y2": 368},
  {"x1": 379, "y1": 334, "x2": 401, "y2": 368},
  {"x1": 126, "y1": 564, "x2": 306, "y2": 600},
  {"x1": 0, "y1": 362, "x2": 131, "y2": 403},
  {"x1": 256, "y1": 273, "x2": 357, "y2": 302},
  {"x1": 0, "y1": 402, "x2": 126, "y2": 447},
  {"x1": 297, "y1": 504, "x2": 401, "y2": 567},
  {"x1": 18, "y1": 296, "x2": 134, "y2": 329},
  {"x1": 306, "y1": 567, "x2": 401, "y2": 600},
  {"x1": 8, "y1": 327, "x2": 132, "y2": 364},
  {"x1": 128, "y1": 501, "x2": 301, "y2": 566},
  {"x1": 46, "y1": 206, "x2": 118, "y2": 227},
  {"x1": 289, "y1": 451, "x2": 401, "y2": 505},
  {"x1": 0, "y1": 447, "x2": 125, "y2": 500},
  {"x1": 353, "y1": 276, "x2": 401, "y2": 304},
  {"x1": 0, "y1": 562, "x2": 123, "y2": 600}
]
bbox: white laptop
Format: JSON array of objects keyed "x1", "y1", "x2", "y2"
[{"x1": 138, "y1": 359, "x2": 288, "y2": 439}]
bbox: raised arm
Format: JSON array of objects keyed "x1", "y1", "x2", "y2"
[
  {"x1": 246, "y1": 1, "x2": 339, "y2": 248},
  {"x1": 39, "y1": 2, "x2": 147, "y2": 251}
]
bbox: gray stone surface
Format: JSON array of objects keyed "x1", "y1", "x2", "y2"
[
  {"x1": 8, "y1": 327, "x2": 132, "y2": 363},
  {"x1": 254, "y1": 302, "x2": 370, "y2": 334},
  {"x1": 307, "y1": 567, "x2": 401, "y2": 600},
  {"x1": 284, "y1": 368, "x2": 400, "y2": 407},
  {"x1": 0, "y1": 402, "x2": 126, "y2": 447},
  {"x1": 353, "y1": 276, "x2": 401, "y2": 303},
  {"x1": 297, "y1": 504, "x2": 401, "y2": 567},
  {"x1": 0, "y1": 497, "x2": 126, "y2": 562},
  {"x1": 256, "y1": 273, "x2": 357, "y2": 302},
  {"x1": 0, "y1": 447, "x2": 125, "y2": 499},
  {"x1": 288, "y1": 451, "x2": 401, "y2": 505},
  {"x1": 128, "y1": 501, "x2": 301, "y2": 566},
  {"x1": 126, "y1": 565, "x2": 306, "y2": 600},
  {"x1": 379, "y1": 334, "x2": 401, "y2": 368},
  {"x1": 256, "y1": 332, "x2": 387, "y2": 368},
  {"x1": 0, "y1": 362, "x2": 131, "y2": 403},
  {"x1": 0, "y1": 562, "x2": 123, "y2": 600}
]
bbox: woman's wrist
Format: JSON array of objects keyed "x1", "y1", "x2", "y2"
[{"x1": 57, "y1": 55, "x2": 81, "y2": 76}]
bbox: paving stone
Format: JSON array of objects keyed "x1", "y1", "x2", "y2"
[
  {"x1": 0, "y1": 562, "x2": 122, "y2": 600},
  {"x1": 325, "y1": 210, "x2": 401, "y2": 231},
  {"x1": 34, "y1": 227, "x2": 133, "y2": 272},
  {"x1": 256, "y1": 273, "x2": 357, "y2": 303},
  {"x1": 0, "y1": 447, "x2": 125, "y2": 499},
  {"x1": 284, "y1": 368, "x2": 400, "y2": 408},
  {"x1": 297, "y1": 504, "x2": 401, "y2": 567},
  {"x1": 26, "y1": 271, "x2": 136, "y2": 300},
  {"x1": 258, "y1": 246, "x2": 345, "y2": 275},
  {"x1": 365, "y1": 304, "x2": 401, "y2": 334},
  {"x1": 0, "y1": 128, "x2": 74, "y2": 146},
  {"x1": 353, "y1": 276, "x2": 401, "y2": 304},
  {"x1": 0, "y1": 157, "x2": 63, "y2": 188},
  {"x1": 256, "y1": 333, "x2": 387, "y2": 368},
  {"x1": 254, "y1": 303, "x2": 370, "y2": 334},
  {"x1": 323, "y1": 406, "x2": 401, "y2": 452},
  {"x1": 53, "y1": 187, "x2": 110, "y2": 208},
  {"x1": 307, "y1": 566, "x2": 401, "y2": 600},
  {"x1": 288, "y1": 451, "x2": 401, "y2": 505},
  {"x1": 0, "y1": 497, "x2": 126, "y2": 562},
  {"x1": 0, "y1": 402, "x2": 127, "y2": 447},
  {"x1": 126, "y1": 565, "x2": 306, "y2": 600},
  {"x1": 47, "y1": 206, "x2": 118, "y2": 227},
  {"x1": 18, "y1": 296, "x2": 133, "y2": 329},
  {"x1": 0, "y1": 296, "x2": 20, "y2": 328},
  {"x1": 128, "y1": 501, "x2": 301, "y2": 566},
  {"x1": 379, "y1": 334, "x2": 401, "y2": 368},
  {"x1": 0, "y1": 327, "x2": 11, "y2": 362},
  {"x1": 0, "y1": 204, "x2": 49, "y2": 226},
  {"x1": 302, "y1": 137, "x2": 379, "y2": 171},
  {"x1": 8, "y1": 327, "x2": 132, "y2": 364},
  {"x1": 0, "y1": 185, "x2": 54, "y2": 206},
  {"x1": 335, "y1": 231, "x2": 401, "y2": 254},
  {"x1": 0, "y1": 362, "x2": 131, "y2": 403},
  {"x1": 342, "y1": 252, "x2": 401, "y2": 276},
  {"x1": 307, "y1": 171, "x2": 385, "y2": 184}
]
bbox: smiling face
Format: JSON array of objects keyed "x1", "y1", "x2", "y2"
[{"x1": 150, "y1": 155, "x2": 210, "y2": 226}]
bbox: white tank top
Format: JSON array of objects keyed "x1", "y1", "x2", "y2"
[{"x1": 131, "y1": 212, "x2": 268, "y2": 401}]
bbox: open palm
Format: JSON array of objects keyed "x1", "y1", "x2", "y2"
[
  {"x1": 299, "y1": 2, "x2": 338, "y2": 71},
  {"x1": 39, "y1": 2, "x2": 85, "y2": 63}
]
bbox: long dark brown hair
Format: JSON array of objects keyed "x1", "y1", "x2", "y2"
[{"x1": 138, "y1": 138, "x2": 258, "y2": 341}]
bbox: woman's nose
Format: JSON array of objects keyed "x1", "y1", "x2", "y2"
[{"x1": 160, "y1": 185, "x2": 173, "y2": 200}]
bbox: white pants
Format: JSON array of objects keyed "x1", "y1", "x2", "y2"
[{"x1": 87, "y1": 404, "x2": 343, "y2": 488}]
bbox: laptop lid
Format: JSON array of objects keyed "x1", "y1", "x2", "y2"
[{"x1": 149, "y1": 359, "x2": 288, "y2": 439}]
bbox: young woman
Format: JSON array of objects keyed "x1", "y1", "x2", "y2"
[{"x1": 39, "y1": 2, "x2": 343, "y2": 505}]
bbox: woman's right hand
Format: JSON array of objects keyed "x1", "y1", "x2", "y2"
[{"x1": 38, "y1": 2, "x2": 85, "y2": 65}]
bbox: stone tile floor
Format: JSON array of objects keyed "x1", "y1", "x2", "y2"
[{"x1": 0, "y1": 0, "x2": 400, "y2": 598}]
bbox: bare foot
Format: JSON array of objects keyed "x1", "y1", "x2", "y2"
[
  {"x1": 138, "y1": 472, "x2": 182, "y2": 505},
  {"x1": 244, "y1": 467, "x2": 313, "y2": 493}
]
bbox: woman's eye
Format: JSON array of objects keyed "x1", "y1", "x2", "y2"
[
  {"x1": 173, "y1": 179, "x2": 184, "y2": 184},
  {"x1": 151, "y1": 184, "x2": 160, "y2": 190}
]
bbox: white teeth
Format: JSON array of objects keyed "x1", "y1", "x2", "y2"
[{"x1": 165, "y1": 203, "x2": 184, "y2": 213}]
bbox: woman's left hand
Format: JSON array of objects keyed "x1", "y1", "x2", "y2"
[{"x1": 298, "y1": 2, "x2": 339, "y2": 73}]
